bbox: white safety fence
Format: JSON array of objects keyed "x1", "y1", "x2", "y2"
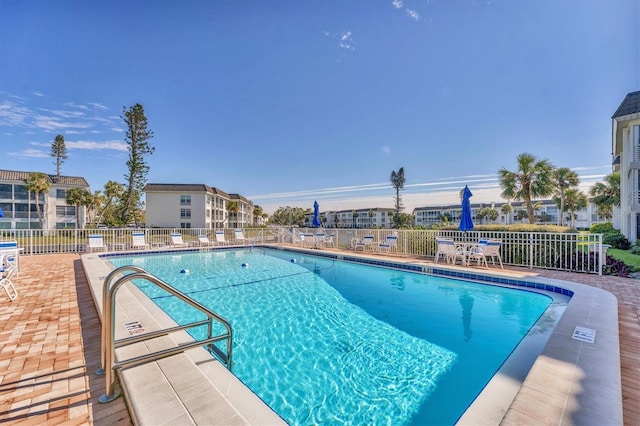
[{"x1": 0, "y1": 227, "x2": 606, "y2": 275}]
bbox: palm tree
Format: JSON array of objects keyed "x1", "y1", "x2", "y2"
[
  {"x1": 352, "y1": 210, "x2": 359, "y2": 228},
  {"x1": 501, "y1": 203, "x2": 513, "y2": 224},
  {"x1": 499, "y1": 153, "x2": 555, "y2": 224},
  {"x1": 552, "y1": 167, "x2": 580, "y2": 226},
  {"x1": 252, "y1": 205, "x2": 263, "y2": 224},
  {"x1": 24, "y1": 172, "x2": 50, "y2": 229},
  {"x1": 225, "y1": 200, "x2": 239, "y2": 227},
  {"x1": 368, "y1": 209, "x2": 375, "y2": 228},
  {"x1": 65, "y1": 187, "x2": 92, "y2": 228},
  {"x1": 562, "y1": 188, "x2": 588, "y2": 228},
  {"x1": 589, "y1": 172, "x2": 620, "y2": 221},
  {"x1": 88, "y1": 190, "x2": 102, "y2": 226},
  {"x1": 390, "y1": 167, "x2": 405, "y2": 228}
]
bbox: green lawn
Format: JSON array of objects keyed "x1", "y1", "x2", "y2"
[{"x1": 608, "y1": 248, "x2": 640, "y2": 271}]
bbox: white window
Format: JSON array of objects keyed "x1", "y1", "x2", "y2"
[{"x1": 180, "y1": 195, "x2": 191, "y2": 205}]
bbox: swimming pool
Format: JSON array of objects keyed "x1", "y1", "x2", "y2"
[{"x1": 108, "y1": 248, "x2": 563, "y2": 425}]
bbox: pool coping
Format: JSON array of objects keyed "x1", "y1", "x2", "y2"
[{"x1": 81, "y1": 244, "x2": 622, "y2": 425}]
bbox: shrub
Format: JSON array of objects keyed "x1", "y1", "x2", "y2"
[
  {"x1": 604, "y1": 255, "x2": 632, "y2": 277},
  {"x1": 602, "y1": 230, "x2": 631, "y2": 250},
  {"x1": 590, "y1": 222, "x2": 613, "y2": 234}
]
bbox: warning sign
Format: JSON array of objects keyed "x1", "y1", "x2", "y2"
[
  {"x1": 124, "y1": 321, "x2": 146, "y2": 335},
  {"x1": 572, "y1": 326, "x2": 596, "y2": 343}
]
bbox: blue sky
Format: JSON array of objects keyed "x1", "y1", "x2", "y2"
[{"x1": 1, "y1": 1, "x2": 638, "y2": 214}]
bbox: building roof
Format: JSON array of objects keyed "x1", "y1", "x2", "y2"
[
  {"x1": 144, "y1": 183, "x2": 231, "y2": 198},
  {"x1": 612, "y1": 90, "x2": 640, "y2": 119},
  {"x1": 228, "y1": 193, "x2": 252, "y2": 204},
  {"x1": 0, "y1": 169, "x2": 89, "y2": 187}
]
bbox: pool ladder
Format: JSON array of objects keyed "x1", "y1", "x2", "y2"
[{"x1": 96, "y1": 265, "x2": 233, "y2": 403}]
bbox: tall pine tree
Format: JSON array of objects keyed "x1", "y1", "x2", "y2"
[
  {"x1": 50, "y1": 134, "x2": 68, "y2": 177},
  {"x1": 121, "y1": 104, "x2": 154, "y2": 225}
]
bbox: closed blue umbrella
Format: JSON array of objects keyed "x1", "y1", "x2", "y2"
[
  {"x1": 0, "y1": 207, "x2": 4, "y2": 217},
  {"x1": 312, "y1": 200, "x2": 322, "y2": 228},
  {"x1": 459, "y1": 186, "x2": 474, "y2": 232}
]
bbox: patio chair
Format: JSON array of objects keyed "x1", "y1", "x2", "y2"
[
  {"x1": 131, "y1": 232, "x2": 150, "y2": 249},
  {"x1": 169, "y1": 232, "x2": 190, "y2": 247},
  {"x1": 378, "y1": 234, "x2": 398, "y2": 254},
  {"x1": 0, "y1": 240, "x2": 20, "y2": 276},
  {"x1": 0, "y1": 253, "x2": 18, "y2": 301},
  {"x1": 435, "y1": 238, "x2": 465, "y2": 264},
  {"x1": 301, "y1": 233, "x2": 315, "y2": 248},
  {"x1": 233, "y1": 229, "x2": 250, "y2": 246},
  {"x1": 197, "y1": 235, "x2": 215, "y2": 246},
  {"x1": 88, "y1": 234, "x2": 108, "y2": 252},
  {"x1": 467, "y1": 239, "x2": 504, "y2": 268},
  {"x1": 314, "y1": 232, "x2": 327, "y2": 249},
  {"x1": 215, "y1": 230, "x2": 229, "y2": 245},
  {"x1": 353, "y1": 235, "x2": 375, "y2": 251}
]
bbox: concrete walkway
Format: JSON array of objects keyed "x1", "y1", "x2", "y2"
[{"x1": 0, "y1": 253, "x2": 638, "y2": 425}]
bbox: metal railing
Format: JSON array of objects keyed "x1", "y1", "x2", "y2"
[
  {"x1": 0, "y1": 226, "x2": 606, "y2": 274},
  {"x1": 282, "y1": 228, "x2": 606, "y2": 275},
  {"x1": 96, "y1": 266, "x2": 233, "y2": 403}
]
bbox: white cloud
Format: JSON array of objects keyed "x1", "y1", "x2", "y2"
[
  {"x1": 38, "y1": 108, "x2": 86, "y2": 119},
  {"x1": 0, "y1": 101, "x2": 31, "y2": 127},
  {"x1": 66, "y1": 140, "x2": 128, "y2": 151},
  {"x1": 63, "y1": 102, "x2": 89, "y2": 110},
  {"x1": 250, "y1": 168, "x2": 610, "y2": 214},
  {"x1": 8, "y1": 148, "x2": 49, "y2": 158},
  {"x1": 89, "y1": 102, "x2": 108, "y2": 110},
  {"x1": 340, "y1": 31, "x2": 355, "y2": 50},
  {"x1": 32, "y1": 114, "x2": 93, "y2": 131},
  {"x1": 32, "y1": 92, "x2": 45, "y2": 97},
  {"x1": 392, "y1": 0, "x2": 403, "y2": 8},
  {"x1": 406, "y1": 9, "x2": 420, "y2": 21}
]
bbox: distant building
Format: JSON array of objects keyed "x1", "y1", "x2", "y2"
[
  {"x1": 413, "y1": 199, "x2": 605, "y2": 230},
  {"x1": 144, "y1": 183, "x2": 255, "y2": 229},
  {"x1": 0, "y1": 169, "x2": 90, "y2": 230},
  {"x1": 612, "y1": 90, "x2": 640, "y2": 242},
  {"x1": 306, "y1": 207, "x2": 396, "y2": 228}
]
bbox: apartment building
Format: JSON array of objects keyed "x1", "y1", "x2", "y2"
[
  {"x1": 306, "y1": 207, "x2": 396, "y2": 228},
  {"x1": 413, "y1": 199, "x2": 604, "y2": 230},
  {"x1": 612, "y1": 90, "x2": 640, "y2": 242},
  {"x1": 144, "y1": 183, "x2": 255, "y2": 229},
  {"x1": 0, "y1": 169, "x2": 90, "y2": 230}
]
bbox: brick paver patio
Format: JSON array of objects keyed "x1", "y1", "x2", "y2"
[{"x1": 0, "y1": 253, "x2": 638, "y2": 425}]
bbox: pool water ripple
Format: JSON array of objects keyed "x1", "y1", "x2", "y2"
[{"x1": 110, "y1": 248, "x2": 555, "y2": 425}]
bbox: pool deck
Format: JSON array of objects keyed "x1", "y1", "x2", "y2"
[{"x1": 0, "y1": 248, "x2": 638, "y2": 425}]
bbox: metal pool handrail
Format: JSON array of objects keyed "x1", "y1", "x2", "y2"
[{"x1": 96, "y1": 266, "x2": 233, "y2": 403}]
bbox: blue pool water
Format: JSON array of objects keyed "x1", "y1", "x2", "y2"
[{"x1": 109, "y1": 248, "x2": 553, "y2": 425}]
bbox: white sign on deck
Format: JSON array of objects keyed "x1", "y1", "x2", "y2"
[
  {"x1": 124, "y1": 320, "x2": 146, "y2": 335},
  {"x1": 572, "y1": 326, "x2": 596, "y2": 343}
]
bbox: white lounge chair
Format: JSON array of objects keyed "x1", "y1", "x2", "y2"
[
  {"x1": 233, "y1": 229, "x2": 250, "y2": 246},
  {"x1": 215, "y1": 230, "x2": 229, "y2": 245},
  {"x1": 467, "y1": 239, "x2": 504, "y2": 268},
  {"x1": 131, "y1": 232, "x2": 150, "y2": 249},
  {"x1": 0, "y1": 253, "x2": 18, "y2": 301},
  {"x1": 197, "y1": 235, "x2": 215, "y2": 246},
  {"x1": 0, "y1": 240, "x2": 20, "y2": 276},
  {"x1": 378, "y1": 234, "x2": 398, "y2": 254},
  {"x1": 88, "y1": 234, "x2": 108, "y2": 252},
  {"x1": 169, "y1": 232, "x2": 190, "y2": 247}
]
